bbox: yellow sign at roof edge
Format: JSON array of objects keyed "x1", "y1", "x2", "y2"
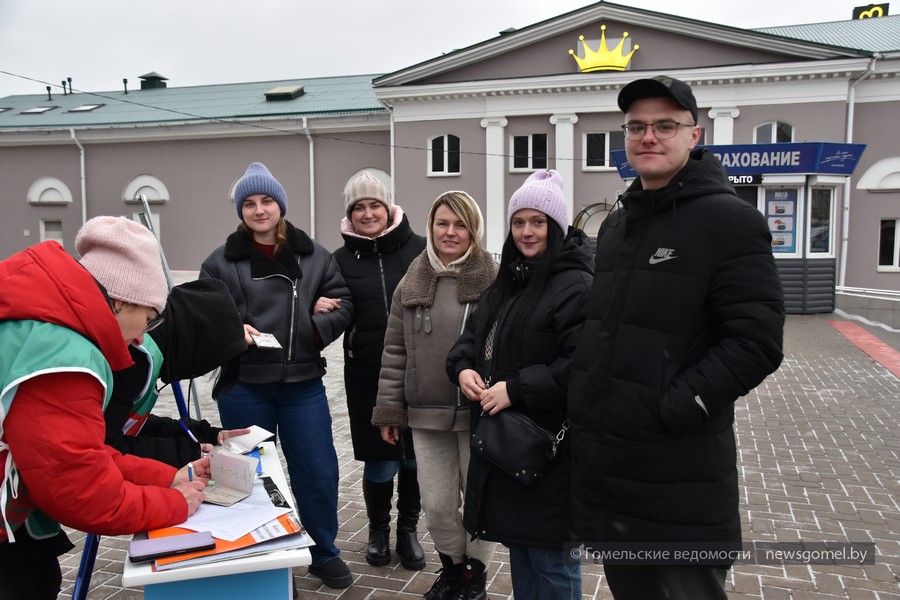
[{"x1": 569, "y1": 25, "x2": 639, "y2": 73}]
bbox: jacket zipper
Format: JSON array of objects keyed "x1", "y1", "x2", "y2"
[
  {"x1": 456, "y1": 302, "x2": 474, "y2": 408},
  {"x1": 253, "y1": 273, "x2": 298, "y2": 361},
  {"x1": 374, "y1": 241, "x2": 390, "y2": 318}
]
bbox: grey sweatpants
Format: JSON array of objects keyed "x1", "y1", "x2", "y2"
[{"x1": 411, "y1": 428, "x2": 496, "y2": 565}]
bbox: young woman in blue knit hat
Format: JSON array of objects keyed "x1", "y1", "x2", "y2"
[{"x1": 200, "y1": 162, "x2": 356, "y2": 589}]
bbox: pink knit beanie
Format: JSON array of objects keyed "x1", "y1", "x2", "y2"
[
  {"x1": 507, "y1": 170, "x2": 569, "y2": 234},
  {"x1": 75, "y1": 216, "x2": 168, "y2": 313}
]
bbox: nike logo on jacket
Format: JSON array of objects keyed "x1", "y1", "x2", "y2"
[{"x1": 649, "y1": 248, "x2": 678, "y2": 264}]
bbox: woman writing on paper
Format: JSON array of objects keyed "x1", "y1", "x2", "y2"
[
  {"x1": 446, "y1": 171, "x2": 593, "y2": 599},
  {"x1": 0, "y1": 217, "x2": 208, "y2": 600}
]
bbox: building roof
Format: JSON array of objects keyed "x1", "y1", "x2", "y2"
[
  {"x1": 0, "y1": 74, "x2": 385, "y2": 131},
  {"x1": 373, "y1": 0, "x2": 870, "y2": 87},
  {"x1": 756, "y1": 15, "x2": 900, "y2": 53}
]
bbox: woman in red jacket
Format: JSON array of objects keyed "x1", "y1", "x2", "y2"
[{"x1": 0, "y1": 216, "x2": 208, "y2": 600}]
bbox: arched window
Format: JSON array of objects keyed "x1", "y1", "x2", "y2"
[
  {"x1": 123, "y1": 174, "x2": 170, "y2": 203},
  {"x1": 428, "y1": 134, "x2": 461, "y2": 175},
  {"x1": 857, "y1": 157, "x2": 900, "y2": 192},
  {"x1": 754, "y1": 121, "x2": 793, "y2": 144},
  {"x1": 27, "y1": 176, "x2": 73, "y2": 204}
]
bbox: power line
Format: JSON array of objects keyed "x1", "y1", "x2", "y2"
[{"x1": 0, "y1": 70, "x2": 600, "y2": 164}]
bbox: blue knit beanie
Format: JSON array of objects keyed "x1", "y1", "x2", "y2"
[{"x1": 233, "y1": 162, "x2": 287, "y2": 219}]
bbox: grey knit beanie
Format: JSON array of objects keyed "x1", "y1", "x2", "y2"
[{"x1": 343, "y1": 171, "x2": 393, "y2": 218}]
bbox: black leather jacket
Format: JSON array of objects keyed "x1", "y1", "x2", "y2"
[{"x1": 200, "y1": 221, "x2": 353, "y2": 391}]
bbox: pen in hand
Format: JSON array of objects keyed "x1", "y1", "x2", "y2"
[
  {"x1": 187, "y1": 462, "x2": 194, "y2": 482},
  {"x1": 179, "y1": 419, "x2": 200, "y2": 444}
]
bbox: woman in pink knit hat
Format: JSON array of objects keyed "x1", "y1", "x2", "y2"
[
  {"x1": 447, "y1": 170, "x2": 593, "y2": 599},
  {"x1": 0, "y1": 216, "x2": 209, "y2": 600}
]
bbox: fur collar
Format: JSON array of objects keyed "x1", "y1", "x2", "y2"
[
  {"x1": 223, "y1": 220, "x2": 314, "y2": 280},
  {"x1": 401, "y1": 250, "x2": 496, "y2": 308}
]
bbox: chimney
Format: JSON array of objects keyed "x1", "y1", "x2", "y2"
[
  {"x1": 138, "y1": 72, "x2": 169, "y2": 90},
  {"x1": 123, "y1": 78, "x2": 129, "y2": 94}
]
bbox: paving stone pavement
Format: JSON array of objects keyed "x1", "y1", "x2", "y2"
[{"x1": 57, "y1": 312, "x2": 899, "y2": 599}]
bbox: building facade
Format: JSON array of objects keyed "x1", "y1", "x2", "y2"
[{"x1": 1, "y1": 2, "x2": 898, "y2": 313}]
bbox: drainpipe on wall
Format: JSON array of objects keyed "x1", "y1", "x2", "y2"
[
  {"x1": 302, "y1": 117, "x2": 316, "y2": 239},
  {"x1": 70, "y1": 128, "x2": 87, "y2": 226},
  {"x1": 389, "y1": 106, "x2": 396, "y2": 200},
  {"x1": 839, "y1": 54, "x2": 880, "y2": 287}
]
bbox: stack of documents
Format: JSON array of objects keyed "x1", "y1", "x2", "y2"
[{"x1": 149, "y1": 474, "x2": 312, "y2": 570}]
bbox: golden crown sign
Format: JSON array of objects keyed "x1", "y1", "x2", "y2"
[{"x1": 569, "y1": 25, "x2": 638, "y2": 72}]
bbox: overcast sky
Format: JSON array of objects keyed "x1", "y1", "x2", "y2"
[{"x1": 0, "y1": 0, "x2": 859, "y2": 98}]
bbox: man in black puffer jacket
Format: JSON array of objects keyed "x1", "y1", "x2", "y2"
[{"x1": 568, "y1": 76, "x2": 785, "y2": 599}]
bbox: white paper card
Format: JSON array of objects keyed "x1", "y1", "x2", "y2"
[
  {"x1": 223, "y1": 425, "x2": 275, "y2": 454},
  {"x1": 251, "y1": 332, "x2": 282, "y2": 348}
]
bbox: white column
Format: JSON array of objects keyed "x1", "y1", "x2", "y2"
[
  {"x1": 481, "y1": 117, "x2": 508, "y2": 255},
  {"x1": 708, "y1": 107, "x2": 740, "y2": 145},
  {"x1": 550, "y1": 114, "x2": 578, "y2": 225}
]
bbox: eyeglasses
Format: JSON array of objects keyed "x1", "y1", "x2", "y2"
[
  {"x1": 144, "y1": 314, "x2": 165, "y2": 333},
  {"x1": 622, "y1": 121, "x2": 696, "y2": 140}
]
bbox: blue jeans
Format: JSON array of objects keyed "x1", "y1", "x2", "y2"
[
  {"x1": 363, "y1": 459, "x2": 417, "y2": 483},
  {"x1": 217, "y1": 380, "x2": 340, "y2": 566},
  {"x1": 506, "y1": 543, "x2": 582, "y2": 600}
]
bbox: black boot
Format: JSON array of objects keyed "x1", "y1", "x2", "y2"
[
  {"x1": 362, "y1": 478, "x2": 393, "y2": 566},
  {"x1": 396, "y1": 468, "x2": 426, "y2": 570},
  {"x1": 423, "y1": 553, "x2": 462, "y2": 600},
  {"x1": 451, "y1": 557, "x2": 487, "y2": 600}
]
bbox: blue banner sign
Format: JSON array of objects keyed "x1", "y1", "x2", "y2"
[{"x1": 612, "y1": 142, "x2": 866, "y2": 180}]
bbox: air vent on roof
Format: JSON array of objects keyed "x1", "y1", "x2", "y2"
[
  {"x1": 265, "y1": 85, "x2": 305, "y2": 101},
  {"x1": 139, "y1": 72, "x2": 169, "y2": 90}
]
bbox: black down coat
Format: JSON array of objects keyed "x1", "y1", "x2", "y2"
[
  {"x1": 106, "y1": 278, "x2": 247, "y2": 467},
  {"x1": 447, "y1": 229, "x2": 593, "y2": 548},
  {"x1": 568, "y1": 148, "x2": 785, "y2": 551},
  {"x1": 333, "y1": 212, "x2": 425, "y2": 461}
]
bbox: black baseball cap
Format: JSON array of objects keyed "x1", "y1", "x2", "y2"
[{"x1": 617, "y1": 75, "x2": 699, "y2": 124}]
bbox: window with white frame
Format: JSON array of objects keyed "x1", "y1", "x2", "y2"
[
  {"x1": 754, "y1": 121, "x2": 793, "y2": 144},
  {"x1": 40, "y1": 220, "x2": 63, "y2": 244},
  {"x1": 429, "y1": 134, "x2": 460, "y2": 175},
  {"x1": 878, "y1": 219, "x2": 900, "y2": 270},
  {"x1": 808, "y1": 188, "x2": 833, "y2": 255},
  {"x1": 511, "y1": 133, "x2": 547, "y2": 170},
  {"x1": 583, "y1": 131, "x2": 624, "y2": 169}
]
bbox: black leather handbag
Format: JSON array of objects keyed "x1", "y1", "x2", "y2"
[{"x1": 470, "y1": 409, "x2": 567, "y2": 485}]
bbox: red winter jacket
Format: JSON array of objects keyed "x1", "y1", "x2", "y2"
[{"x1": 0, "y1": 241, "x2": 187, "y2": 542}]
